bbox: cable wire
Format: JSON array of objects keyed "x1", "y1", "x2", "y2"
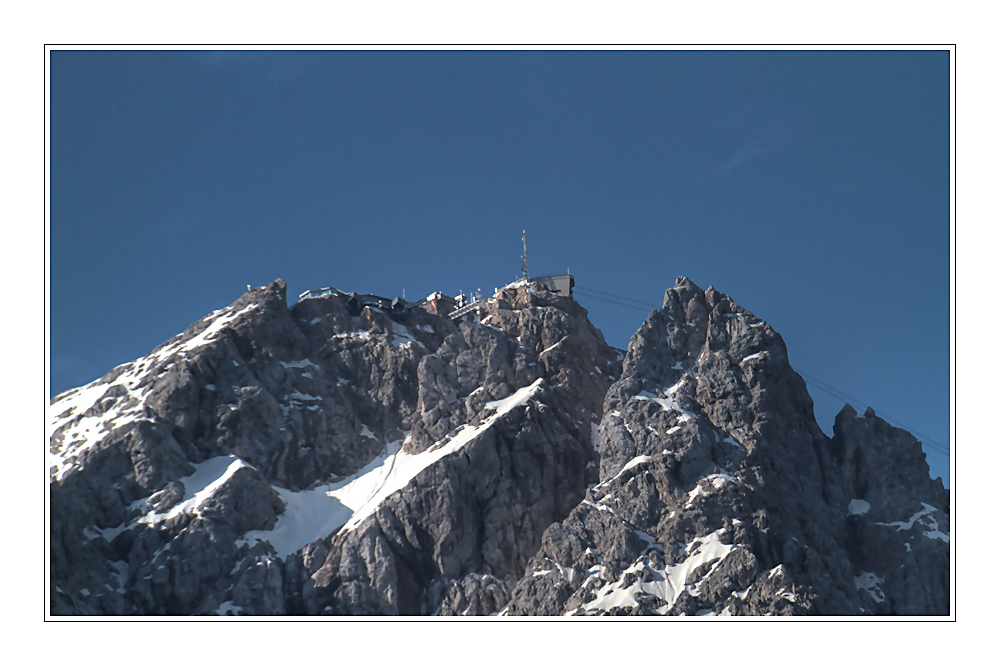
[
  {"x1": 575, "y1": 285, "x2": 659, "y2": 309},
  {"x1": 796, "y1": 370, "x2": 950, "y2": 456},
  {"x1": 575, "y1": 291, "x2": 655, "y2": 312}
]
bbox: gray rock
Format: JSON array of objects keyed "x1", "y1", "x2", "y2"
[
  {"x1": 437, "y1": 573, "x2": 510, "y2": 616},
  {"x1": 501, "y1": 277, "x2": 948, "y2": 616},
  {"x1": 49, "y1": 276, "x2": 948, "y2": 616}
]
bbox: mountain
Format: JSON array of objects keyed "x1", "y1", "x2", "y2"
[{"x1": 48, "y1": 277, "x2": 949, "y2": 616}]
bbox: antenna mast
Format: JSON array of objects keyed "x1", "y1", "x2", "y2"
[{"x1": 521, "y1": 229, "x2": 529, "y2": 280}]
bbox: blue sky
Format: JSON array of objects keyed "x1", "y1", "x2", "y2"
[{"x1": 49, "y1": 49, "x2": 951, "y2": 485}]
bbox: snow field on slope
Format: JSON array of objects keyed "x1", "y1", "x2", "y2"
[
  {"x1": 97, "y1": 374, "x2": 539, "y2": 558},
  {"x1": 242, "y1": 378, "x2": 547, "y2": 557},
  {"x1": 239, "y1": 438, "x2": 404, "y2": 557}
]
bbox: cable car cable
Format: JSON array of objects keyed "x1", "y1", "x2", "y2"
[
  {"x1": 575, "y1": 285, "x2": 659, "y2": 308},
  {"x1": 575, "y1": 292, "x2": 654, "y2": 312}
]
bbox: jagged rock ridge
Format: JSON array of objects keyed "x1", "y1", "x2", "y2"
[
  {"x1": 502, "y1": 277, "x2": 948, "y2": 616},
  {"x1": 48, "y1": 277, "x2": 949, "y2": 615}
]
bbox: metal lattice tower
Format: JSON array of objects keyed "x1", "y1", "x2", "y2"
[{"x1": 521, "y1": 229, "x2": 529, "y2": 280}]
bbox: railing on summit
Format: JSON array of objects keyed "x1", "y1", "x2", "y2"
[{"x1": 448, "y1": 300, "x2": 484, "y2": 320}]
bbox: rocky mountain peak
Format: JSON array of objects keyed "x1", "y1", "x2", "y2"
[{"x1": 48, "y1": 275, "x2": 949, "y2": 616}]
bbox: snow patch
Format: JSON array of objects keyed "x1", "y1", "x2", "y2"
[
  {"x1": 170, "y1": 303, "x2": 259, "y2": 358},
  {"x1": 594, "y1": 455, "x2": 652, "y2": 490},
  {"x1": 582, "y1": 527, "x2": 735, "y2": 614},
  {"x1": 545, "y1": 558, "x2": 576, "y2": 584},
  {"x1": 333, "y1": 330, "x2": 371, "y2": 342},
  {"x1": 633, "y1": 380, "x2": 697, "y2": 423},
  {"x1": 281, "y1": 359, "x2": 319, "y2": 369},
  {"x1": 684, "y1": 473, "x2": 735, "y2": 508},
  {"x1": 390, "y1": 322, "x2": 420, "y2": 348},
  {"x1": 138, "y1": 454, "x2": 255, "y2": 527},
  {"x1": 216, "y1": 600, "x2": 243, "y2": 615},
  {"x1": 50, "y1": 381, "x2": 110, "y2": 430},
  {"x1": 854, "y1": 571, "x2": 886, "y2": 603},
  {"x1": 685, "y1": 484, "x2": 708, "y2": 508},
  {"x1": 721, "y1": 436, "x2": 742, "y2": 449},
  {"x1": 287, "y1": 391, "x2": 321, "y2": 402},
  {"x1": 621, "y1": 455, "x2": 651, "y2": 474},
  {"x1": 848, "y1": 499, "x2": 871, "y2": 516},
  {"x1": 540, "y1": 337, "x2": 566, "y2": 355},
  {"x1": 99, "y1": 522, "x2": 133, "y2": 543},
  {"x1": 581, "y1": 498, "x2": 623, "y2": 520},
  {"x1": 111, "y1": 561, "x2": 128, "y2": 593},
  {"x1": 876, "y1": 503, "x2": 950, "y2": 543},
  {"x1": 49, "y1": 302, "x2": 261, "y2": 481},
  {"x1": 483, "y1": 379, "x2": 543, "y2": 416}
]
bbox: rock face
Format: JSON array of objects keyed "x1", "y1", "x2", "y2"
[
  {"x1": 49, "y1": 279, "x2": 619, "y2": 615},
  {"x1": 830, "y1": 405, "x2": 950, "y2": 614},
  {"x1": 48, "y1": 277, "x2": 949, "y2": 616},
  {"x1": 501, "y1": 277, "x2": 949, "y2": 616}
]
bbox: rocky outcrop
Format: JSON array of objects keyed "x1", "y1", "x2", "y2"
[
  {"x1": 500, "y1": 277, "x2": 949, "y2": 616},
  {"x1": 48, "y1": 276, "x2": 949, "y2": 616},
  {"x1": 49, "y1": 278, "x2": 620, "y2": 615},
  {"x1": 830, "y1": 405, "x2": 950, "y2": 614}
]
